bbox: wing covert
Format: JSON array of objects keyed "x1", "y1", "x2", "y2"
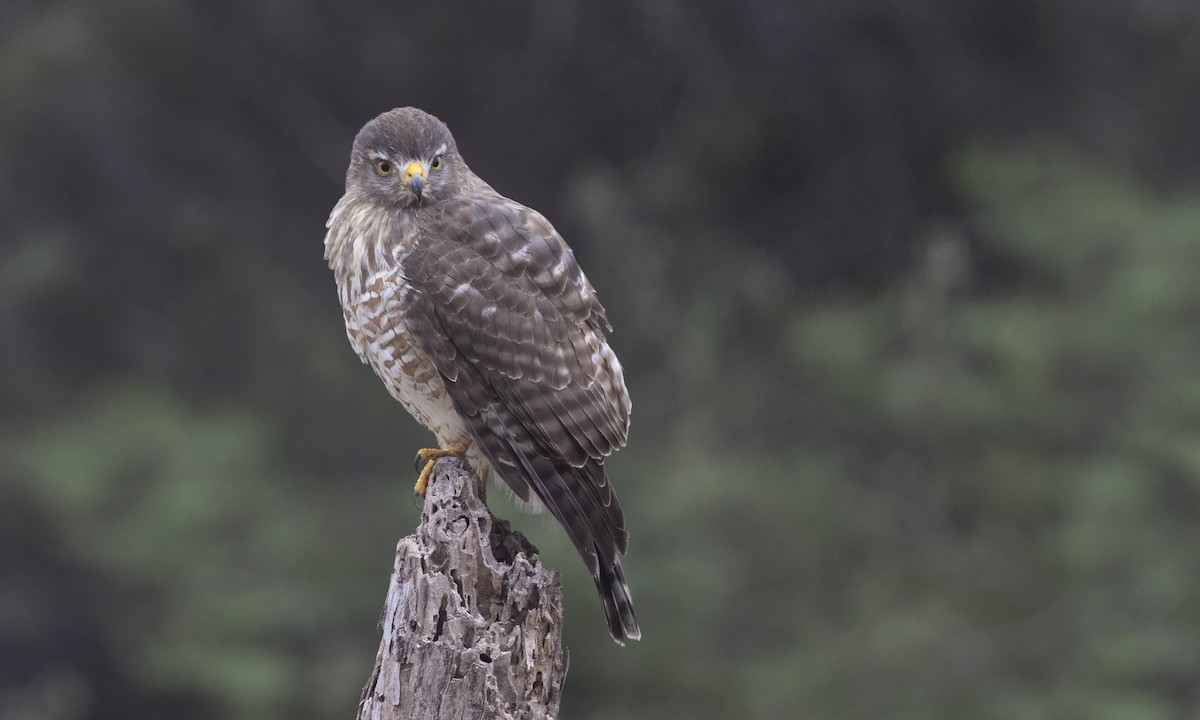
[{"x1": 401, "y1": 195, "x2": 631, "y2": 468}]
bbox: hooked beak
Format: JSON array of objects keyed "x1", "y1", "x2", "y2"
[{"x1": 402, "y1": 161, "x2": 427, "y2": 201}]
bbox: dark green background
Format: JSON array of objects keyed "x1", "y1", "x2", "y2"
[{"x1": 3, "y1": 1, "x2": 1200, "y2": 718}]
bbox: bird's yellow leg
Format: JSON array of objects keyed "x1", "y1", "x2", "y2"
[{"x1": 412, "y1": 439, "x2": 472, "y2": 498}]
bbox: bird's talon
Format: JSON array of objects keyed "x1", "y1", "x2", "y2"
[{"x1": 413, "y1": 459, "x2": 434, "y2": 500}]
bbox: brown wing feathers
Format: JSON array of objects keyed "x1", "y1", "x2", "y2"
[{"x1": 401, "y1": 196, "x2": 639, "y2": 642}]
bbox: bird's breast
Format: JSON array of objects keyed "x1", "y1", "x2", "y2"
[{"x1": 333, "y1": 241, "x2": 464, "y2": 445}]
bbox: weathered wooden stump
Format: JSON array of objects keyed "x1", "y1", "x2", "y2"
[{"x1": 355, "y1": 457, "x2": 566, "y2": 720}]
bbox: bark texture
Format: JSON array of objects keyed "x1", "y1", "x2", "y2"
[{"x1": 356, "y1": 457, "x2": 565, "y2": 720}]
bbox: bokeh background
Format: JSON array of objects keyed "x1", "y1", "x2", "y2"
[{"x1": 4, "y1": 1, "x2": 1200, "y2": 718}]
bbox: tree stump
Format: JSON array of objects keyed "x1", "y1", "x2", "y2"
[{"x1": 355, "y1": 457, "x2": 566, "y2": 720}]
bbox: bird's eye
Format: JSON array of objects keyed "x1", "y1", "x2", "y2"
[
  {"x1": 430, "y1": 156, "x2": 443, "y2": 171},
  {"x1": 374, "y1": 160, "x2": 393, "y2": 176}
]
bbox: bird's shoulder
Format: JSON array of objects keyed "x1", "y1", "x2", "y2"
[{"x1": 408, "y1": 189, "x2": 607, "y2": 326}]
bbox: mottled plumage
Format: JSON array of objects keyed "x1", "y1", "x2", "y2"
[{"x1": 324, "y1": 107, "x2": 639, "y2": 643}]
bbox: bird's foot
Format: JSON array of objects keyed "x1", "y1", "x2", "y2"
[{"x1": 412, "y1": 440, "x2": 472, "y2": 504}]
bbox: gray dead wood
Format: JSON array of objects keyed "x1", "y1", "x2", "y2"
[{"x1": 355, "y1": 457, "x2": 566, "y2": 720}]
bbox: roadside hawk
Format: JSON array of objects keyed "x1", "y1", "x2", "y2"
[{"x1": 324, "y1": 107, "x2": 640, "y2": 643}]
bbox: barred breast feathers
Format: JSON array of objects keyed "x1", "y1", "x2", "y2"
[
  {"x1": 323, "y1": 195, "x2": 413, "y2": 281},
  {"x1": 324, "y1": 195, "x2": 421, "y2": 364}
]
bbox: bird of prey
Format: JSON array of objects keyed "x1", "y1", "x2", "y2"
[{"x1": 324, "y1": 107, "x2": 640, "y2": 643}]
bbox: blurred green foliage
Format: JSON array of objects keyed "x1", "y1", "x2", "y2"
[
  {"x1": 6, "y1": 141, "x2": 1199, "y2": 719},
  {"x1": 3, "y1": 2, "x2": 1200, "y2": 719}
]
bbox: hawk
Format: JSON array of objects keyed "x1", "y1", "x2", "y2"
[{"x1": 324, "y1": 107, "x2": 640, "y2": 644}]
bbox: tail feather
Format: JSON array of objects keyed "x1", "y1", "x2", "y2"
[
  {"x1": 478, "y1": 405, "x2": 639, "y2": 643},
  {"x1": 596, "y1": 555, "x2": 640, "y2": 644}
]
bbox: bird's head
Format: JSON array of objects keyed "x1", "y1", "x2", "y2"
[{"x1": 346, "y1": 107, "x2": 462, "y2": 208}]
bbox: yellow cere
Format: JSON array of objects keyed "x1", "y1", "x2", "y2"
[{"x1": 404, "y1": 161, "x2": 427, "y2": 182}]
